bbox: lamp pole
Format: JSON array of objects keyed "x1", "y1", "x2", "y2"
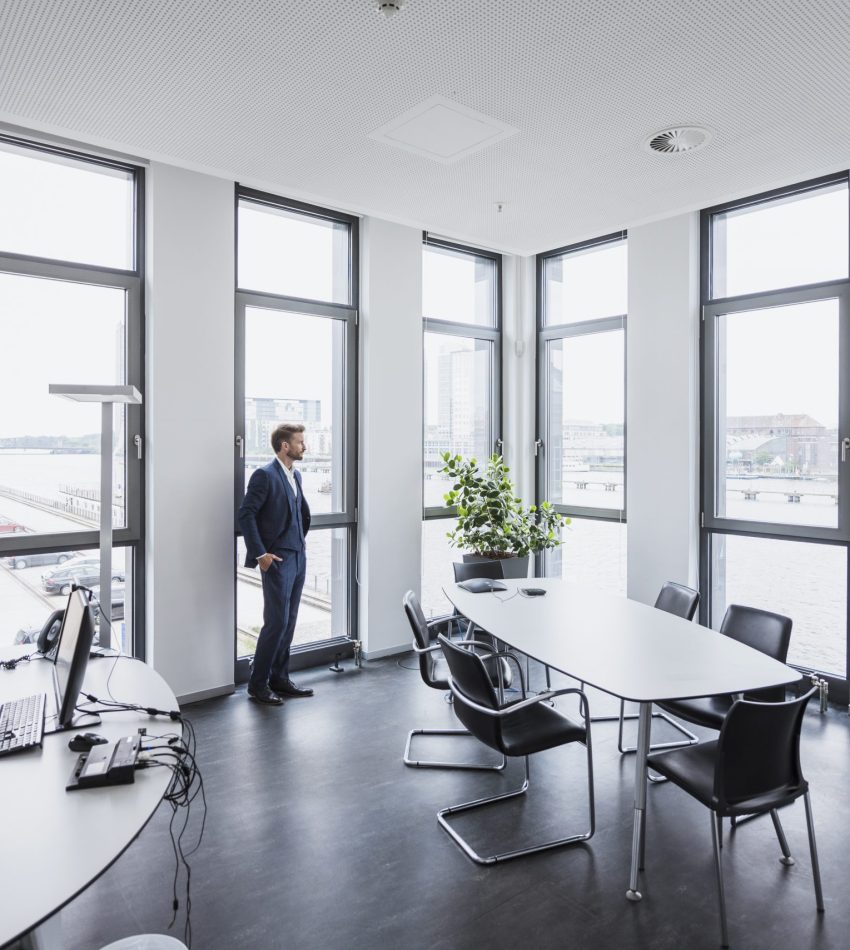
[{"x1": 49, "y1": 384, "x2": 142, "y2": 650}]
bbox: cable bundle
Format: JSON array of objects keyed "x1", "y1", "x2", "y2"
[{"x1": 137, "y1": 717, "x2": 206, "y2": 948}]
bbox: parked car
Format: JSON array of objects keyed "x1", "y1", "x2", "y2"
[
  {"x1": 0, "y1": 516, "x2": 29, "y2": 535},
  {"x1": 4, "y1": 550, "x2": 80, "y2": 571},
  {"x1": 89, "y1": 582, "x2": 125, "y2": 623},
  {"x1": 41, "y1": 557, "x2": 124, "y2": 596}
]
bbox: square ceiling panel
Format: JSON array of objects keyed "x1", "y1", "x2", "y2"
[{"x1": 368, "y1": 95, "x2": 518, "y2": 164}]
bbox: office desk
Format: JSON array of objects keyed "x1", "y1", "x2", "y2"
[
  {"x1": 0, "y1": 647, "x2": 177, "y2": 949},
  {"x1": 444, "y1": 578, "x2": 801, "y2": 900}
]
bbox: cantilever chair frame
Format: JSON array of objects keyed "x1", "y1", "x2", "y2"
[
  {"x1": 403, "y1": 629, "x2": 511, "y2": 772},
  {"x1": 437, "y1": 640, "x2": 595, "y2": 866}
]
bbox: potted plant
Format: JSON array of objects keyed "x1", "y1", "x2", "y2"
[{"x1": 440, "y1": 452, "x2": 567, "y2": 578}]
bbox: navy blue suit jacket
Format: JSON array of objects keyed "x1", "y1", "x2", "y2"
[{"x1": 238, "y1": 460, "x2": 311, "y2": 568}]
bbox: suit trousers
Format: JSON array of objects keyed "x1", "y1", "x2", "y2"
[{"x1": 250, "y1": 547, "x2": 306, "y2": 690}]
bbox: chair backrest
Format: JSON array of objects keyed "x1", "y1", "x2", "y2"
[
  {"x1": 438, "y1": 634, "x2": 503, "y2": 752},
  {"x1": 452, "y1": 559, "x2": 505, "y2": 583},
  {"x1": 714, "y1": 688, "x2": 815, "y2": 810},
  {"x1": 402, "y1": 590, "x2": 437, "y2": 686},
  {"x1": 720, "y1": 604, "x2": 792, "y2": 662},
  {"x1": 654, "y1": 582, "x2": 699, "y2": 621}
]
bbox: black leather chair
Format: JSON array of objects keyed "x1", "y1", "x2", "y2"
[
  {"x1": 402, "y1": 590, "x2": 509, "y2": 771},
  {"x1": 451, "y1": 560, "x2": 504, "y2": 639},
  {"x1": 647, "y1": 689, "x2": 823, "y2": 947},
  {"x1": 657, "y1": 604, "x2": 793, "y2": 731},
  {"x1": 612, "y1": 582, "x2": 701, "y2": 753},
  {"x1": 435, "y1": 633, "x2": 595, "y2": 865}
]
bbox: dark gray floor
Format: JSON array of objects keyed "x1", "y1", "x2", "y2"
[{"x1": 61, "y1": 657, "x2": 849, "y2": 950}]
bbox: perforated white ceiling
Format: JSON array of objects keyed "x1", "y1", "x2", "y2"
[{"x1": 1, "y1": 1, "x2": 849, "y2": 254}]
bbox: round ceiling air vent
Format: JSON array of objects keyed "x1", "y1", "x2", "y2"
[{"x1": 642, "y1": 126, "x2": 712, "y2": 155}]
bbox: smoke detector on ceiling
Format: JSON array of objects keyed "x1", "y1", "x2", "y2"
[
  {"x1": 642, "y1": 126, "x2": 712, "y2": 155},
  {"x1": 375, "y1": 0, "x2": 405, "y2": 16}
]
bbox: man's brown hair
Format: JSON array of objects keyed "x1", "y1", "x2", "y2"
[{"x1": 271, "y1": 423, "x2": 305, "y2": 454}]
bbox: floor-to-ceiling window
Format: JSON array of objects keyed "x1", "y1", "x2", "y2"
[
  {"x1": 701, "y1": 174, "x2": 849, "y2": 701},
  {"x1": 0, "y1": 135, "x2": 144, "y2": 655},
  {"x1": 536, "y1": 233, "x2": 627, "y2": 594},
  {"x1": 235, "y1": 189, "x2": 358, "y2": 675},
  {"x1": 421, "y1": 236, "x2": 501, "y2": 617}
]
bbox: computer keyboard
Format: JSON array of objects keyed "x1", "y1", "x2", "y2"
[{"x1": 0, "y1": 692, "x2": 46, "y2": 757}]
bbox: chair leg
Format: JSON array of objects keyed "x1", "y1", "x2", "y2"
[
  {"x1": 803, "y1": 792, "x2": 825, "y2": 912},
  {"x1": 769, "y1": 809, "x2": 795, "y2": 865},
  {"x1": 437, "y1": 745, "x2": 595, "y2": 865},
  {"x1": 710, "y1": 812, "x2": 730, "y2": 948},
  {"x1": 404, "y1": 728, "x2": 507, "y2": 771}
]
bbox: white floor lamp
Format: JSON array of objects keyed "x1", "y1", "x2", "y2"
[{"x1": 49, "y1": 384, "x2": 142, "y2": 649}]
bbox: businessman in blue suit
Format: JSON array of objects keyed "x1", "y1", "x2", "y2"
[{"x1": 238, "y1": 423, "x2": 313, "y2": 704}]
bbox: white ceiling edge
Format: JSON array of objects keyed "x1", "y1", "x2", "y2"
[{"x1": 2, "y1": 109, "x2": 847, "y2": 260}]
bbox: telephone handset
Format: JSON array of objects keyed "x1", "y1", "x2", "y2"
[{"x1": 36, "y1": 609, "x2": 64, "y2": 657}]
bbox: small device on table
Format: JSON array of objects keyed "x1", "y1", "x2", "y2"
[{"x1": 66, "y1": 735, "x2": 140, "y2": 790}]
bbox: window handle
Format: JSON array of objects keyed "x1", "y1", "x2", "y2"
[
  {"x1": 133, "y1": 434, "x2": 143, "y2": 460},
  {"x1": 534, "y1": 438, "x2": 544, "y2": 457},
  {"x1": 842, "y1": 436, "x2": 850, "y2": 463},
  {"x1": 494, "y1": 438, "x2": 503, "y2": 456},
  {"x1": 236, "y1": 435, "x2": 244, "y2": 459}
]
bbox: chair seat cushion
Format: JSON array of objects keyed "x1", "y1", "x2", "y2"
[
  {"x1": 657, "y1": 694, "x2": 734, "y2": 730},
  {"x1": 648, "y1": 741, "x2": 808, "y2": 815},
  {"x1": 500, "y1": 701, "x2": 586, "y2": 757},
  {"x1": 648, "y1": 740, "x2": 719, "y2": 808}
]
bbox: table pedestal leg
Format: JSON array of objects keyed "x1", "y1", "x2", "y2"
[{"x1": 626, "y1": 701, "x2": 652, "y2": 901}]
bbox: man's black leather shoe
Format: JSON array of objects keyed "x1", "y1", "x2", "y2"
[
  {"x1": 269, "y1": 678, "x2": 314, "y2": 698},
  {"x1": 247, "y1": 685, "x2": 284, "y2": 705}
]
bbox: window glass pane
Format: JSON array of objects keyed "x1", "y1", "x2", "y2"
[
  {"x1": 421, "y1": 518, "x2": 458, "y2": 618},
  {"x1": 424, "y1": 332, "x2": 493, "y2": 507},
  {"x1": 244, "y1": 307, "x2": 344, "y2": 515},
  {"x1": 423, "y1": 245, "x2": 496, "y2": 327},
  {"x1": 711, "y1": 534, "x2": 846, "y2": 676},
  {"x1": 715, "y1": 300, "x2": 839, "y2": 528},
  {"x1": 236, "y1": 529, "x2": 349, "y2": 658},
  {"x1": 543, "y1": 240, "x2": 627, "y2": 326},
  {"x1": 3, "y1": 546, "x2": 131, "y2": 653},
  {"x1": 546, "y1": 329, "x2": 624, "y2": 509},
  {"x1": 711, "y1": 183, "x2": 848, "y2": 298},
  {"x1": 0, "y1": 141, "x2": 134, "y2": 269},
  {"x1": 0, "y1": 274, "x2": 127, "y2": 537},
  {"x1": 237, "y1": 200, "x2": 350, "y2": 303},
  {"x1": 545, "y1": 518, "x2": 627, "y2": 595}
]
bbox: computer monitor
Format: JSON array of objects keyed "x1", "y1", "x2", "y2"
[{"x1": 52, "y1": 588, "x2": 97, "y2": 730}]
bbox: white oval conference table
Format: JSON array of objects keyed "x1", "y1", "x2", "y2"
[
  {"x1": 0, "y1": 647, "x2": 177, "y2": 949},
  {"x1": 443, "y1": 578, "x2": 802, "y2": 901}
]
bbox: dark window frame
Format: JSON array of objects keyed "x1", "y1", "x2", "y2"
[
  {"x1": 535, "y1": 232, "x2": 628, "y2": 575},
  {"x1": 234, "y1": 187, "x2": 359, "y2": 679},
  {"x1": 421, "y1": 233, "x2": 503, "y2": 523},
  {"x1": 699, "y1": 172, "x2": 850, "y2": 703},
  {"x1": 0, "y1": 134, "x2": 145, "y2": 658}
]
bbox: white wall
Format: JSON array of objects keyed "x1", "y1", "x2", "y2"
[
  {"x1": 626, "y1": 212, "x2": 700, "y2": 605},
  {"x1": 359, "y1": 217, "x2": 423, "y2": 657},
  {"x1": 145, "y1": 163, "x2": 235, "y2": 702}
]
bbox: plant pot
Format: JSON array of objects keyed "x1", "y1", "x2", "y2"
[{"x1": 462, "y1": 552, "x2": 530, "y2": 579}]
